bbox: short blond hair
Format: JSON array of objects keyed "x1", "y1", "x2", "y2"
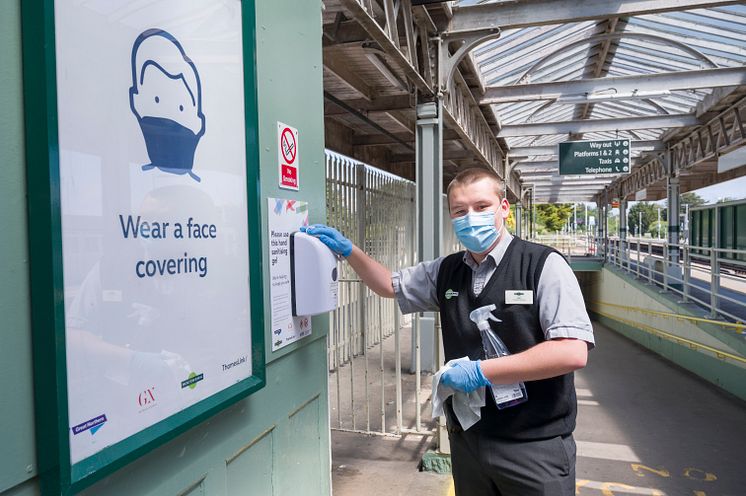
[{"x1": 446, "y1": 168, "x2": 505, "y2": 201}]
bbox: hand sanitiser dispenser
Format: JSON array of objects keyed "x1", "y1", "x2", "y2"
[{"x1": 290, "y1": 232, "x2": 339, "y2": 316}]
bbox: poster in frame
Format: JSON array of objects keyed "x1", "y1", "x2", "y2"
[{"x1": 22, "y1": 1, "x2": 264, "y2": 493}]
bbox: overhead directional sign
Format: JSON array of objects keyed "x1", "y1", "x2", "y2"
[{"x1": 559, "y1": 139, "x2": 631, "y2": 175}]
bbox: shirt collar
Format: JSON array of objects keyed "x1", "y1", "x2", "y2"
[{"x1": 462, "y1": 229, "x2": 514, "y2": 271}]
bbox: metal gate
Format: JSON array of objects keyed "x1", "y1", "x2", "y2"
[{"x1": 325, "y1": 150, "x2": 435, "y2": 436}]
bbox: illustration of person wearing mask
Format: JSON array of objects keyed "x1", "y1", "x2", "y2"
[{"x1": 129, "y1": 29, "x2": 205, "y2": 182}]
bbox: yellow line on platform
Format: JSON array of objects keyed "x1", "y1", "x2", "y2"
[
  {"x1": 591, "y1": 301, "x2": 745, "y2": 334},
  {"x1": 594, "y1": 309, "x2": 746, "y2": 365},
  {"x1": 576, "y1": 479, "x2": 667, "y2": 495},
  {"x1": 448, "y1": 478, "x2": 669, "y2": 495}
]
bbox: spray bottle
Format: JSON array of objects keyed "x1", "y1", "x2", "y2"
[{"x1": 469, "y1": 304, "x2": 528, "y2": 409}]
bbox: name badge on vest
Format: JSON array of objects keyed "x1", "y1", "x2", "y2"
[{"x1": 505, "y1": 290, "x2": 533, "y2": 305}]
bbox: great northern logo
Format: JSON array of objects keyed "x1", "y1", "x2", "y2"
[
  {"x1": 181, "y1": 372, "x2": 204, "y2": 390},
  {"x1": 445, "y1": 289, "x2": 459, "y2": 300},
  {"x1": 71, "y1": 414, "x2": 107, "y2": 436}
]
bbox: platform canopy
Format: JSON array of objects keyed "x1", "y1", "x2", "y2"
[
  {"x1": 460, "y1": 0, "x2": 746, "y2": 202},
  {"x1": 322, "y1": 0, "x2": 746, "y2": 203}
]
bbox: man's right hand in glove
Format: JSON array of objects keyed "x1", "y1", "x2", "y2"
[{"x1": 300, "y1": 224, "x2": 353, "y2": 257}]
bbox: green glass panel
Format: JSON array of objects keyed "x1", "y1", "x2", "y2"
[
  {"x1": 737, "y1": 205, "x2": 746, "y2": 262},
  {"x1": 721, "y1": 206, "x2": 735, "y2": 260}
]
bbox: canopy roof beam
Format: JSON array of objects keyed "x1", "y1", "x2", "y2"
[
  {"x1": 525, "y1": 176, "x2": 618, "y2": 183},
  {"x1": 482, "y1": 67, "x2": 746, "y2": 105},
  {"x1": 531, "y1": 187, "x2": 609, "y2": 191},
  {"x1": 602, "y1": 96, "x2": 746, "y2": 201},
  {"x1": 570, "y1": 18, "x2": 627, "y2": 142},
  {"x1": 499, "y1": 114, "x2": 698, "y2": 137},
  {"x1": 449, "y1": 0, "x2": 743, "y2": 34}
]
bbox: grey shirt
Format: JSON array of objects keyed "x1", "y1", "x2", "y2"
[{"x1": 391, "y1": 231, "x2": 595, "y2": 347}]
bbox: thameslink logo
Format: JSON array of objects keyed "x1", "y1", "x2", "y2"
[
  {"x1": 222, "y1": 355, "x2": 247, "y2": 372},
  {"x1": 181, "y1": 372, "x2": 204, "y2": 389},
  {"x1": 445, "y1": 289, "x2": 459, "y2": 300}
]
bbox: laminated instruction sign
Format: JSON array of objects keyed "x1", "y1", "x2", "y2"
[
  {"x1": 268, "y1": 198, "x2": 312, "y2": 350},
  {"x1": 559, "y1": 139, "x2": 631, "y2": 175},
  {"x1": 278, "y1": 122, "x2": 300, "y2": 190},
  {"x1": 23, "y1": 1, "x2": 265, "y2": 492}
]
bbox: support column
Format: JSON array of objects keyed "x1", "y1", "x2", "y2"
[
  {"x1": 666, "y1": 150, "x2": 683, "y2": 290},
  {"x1": 595, "y1": 199, "x2": 603, "y2": 258},
  {"x1": 528, "y1": 190, "x2": 536, "y2": 239},
  {"x1": 601, "y1": 190, "x2": 609, "y2": 261},
  {"x1": 619, "y1": 198, "x2": 628, "y2": 268},
  {"x1": 515, "y1": 202, "x2": 522, "y2": 238},
  {"x1": 667, "y1": 176, "x2": 680, "y2": 267},
  {"x1": 414, "y1": 101, "x2": 442, "y2": 373}
]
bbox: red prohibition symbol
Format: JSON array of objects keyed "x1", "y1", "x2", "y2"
[{"x1": 280, "y1": 127, "x2": 297, "y2": 165}]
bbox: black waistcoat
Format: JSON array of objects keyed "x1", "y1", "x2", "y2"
[{"x1": 436, "y1": 236, "x2": 577, "y2": 440}]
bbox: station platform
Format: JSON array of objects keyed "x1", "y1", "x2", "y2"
[
  {"x1": 620, "y1": 258, "x2": 746, "y2": 322},
  {"x1": 331, "y1": 321, "x2": 746, "y2": 496}
]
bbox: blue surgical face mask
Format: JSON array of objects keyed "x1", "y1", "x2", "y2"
[
  {"x1": 138, "y1": 116, "x2": 202, "y2": 182},
  {"x1": 451, "y1": 211, "x2": 499, "y2": 254}
]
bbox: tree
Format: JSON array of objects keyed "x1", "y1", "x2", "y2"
[
  {"x1": 507, "y1": 205, "x2": 516, "y2": 232},
  {"x1": 628, "y1": 202, "x2": 658, "y2": 236},
  {"x1": 662, "y1": 192, "x2": 705, "y2": 211},
  {"x1": 571, "y1": 203, "x2": 596, "y2": 233},
  {"x1": 650, "y1": 220, "x2": 668, "y2": 239},
  {"x1": 535, "y1": 203, "x2": 573, "y2": 232},
  {"x1": 607, "y1": 214, "x2": 619, "y2": 236},
  {"x1": 679, "y1": 192, "x2": 706, "y2": 208}
]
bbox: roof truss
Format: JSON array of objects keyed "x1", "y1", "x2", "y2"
[
  {"x1": 482, "y1": 67, "x2": 746, "y2": 105},
  {"x1": 449, "y1": 0, "x2": 743, "y2": 33}
]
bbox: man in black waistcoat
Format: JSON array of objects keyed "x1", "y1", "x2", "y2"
[{"x1": 302, "y1": 167, "x2": 594, "y2": 495}]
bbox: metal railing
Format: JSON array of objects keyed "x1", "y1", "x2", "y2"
[
  {"x1": 326, "y1": 150, "x2": 437, "y2": 436},
  {"x1": 606, "y1": 236, "x2": 746, "y2": 324},
  {"x1": 530, "y1": 232, "x2": 598, "y2": 259}
]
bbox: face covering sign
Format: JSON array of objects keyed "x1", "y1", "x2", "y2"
[
  {"x1": 129, "y1": 29, "x2": 207, "y2": 182},
  {"x1": 52, "y1": 0, "x2": 255, "y2": 466}
]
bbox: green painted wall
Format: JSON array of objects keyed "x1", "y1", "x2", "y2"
[
  {"x1": 0, "y1": 1, "x2": 331, "y2": 495},
  {"x1": 0, "y1": 1, "x2": 37, "y2": 494},
  {"x1": 583, "y1": 267, "x2": 746, "y2": 401}
]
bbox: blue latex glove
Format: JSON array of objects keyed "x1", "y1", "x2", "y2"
[
  {"x1": 300, "y1": 224, "x2": 353, "y2": 257},
  {"x1": 440, "y1": 360, "x2": 491, "y2": 393}
]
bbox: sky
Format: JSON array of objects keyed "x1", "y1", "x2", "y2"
[
  {"x1": 637, "y1": 175, "x2": 746, "y2": 208},
  {"x1": 574, "y1": 176, "x2": 746, "y2": 221},
  {"x1": 684, "y1": 176, "x2": 746, "y2": 204}
]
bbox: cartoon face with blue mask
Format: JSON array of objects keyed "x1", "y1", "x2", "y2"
[
  {"x1": 129, "y1": 29, "x2": 205, "y2": 182},
  {"x1": 448, "y1": 174, "x2": 511, "y2": 258}
]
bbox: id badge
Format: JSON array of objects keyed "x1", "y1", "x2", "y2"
[
  {"x1": 505, "y1": 290, "x2": 533, "y2": 304},
  {"x1": 491, "y1": 383, "x2": 525, "y2": 405}
]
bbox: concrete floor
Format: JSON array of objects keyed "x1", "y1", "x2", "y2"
[
  {"x1": 331, "y1": 322, "x2": 746, "y2": 495},
  {"x1": 331, "y1": 431, "x2": 449, "y2": 496}
]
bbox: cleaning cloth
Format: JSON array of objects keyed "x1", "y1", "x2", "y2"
[{"x1": 432, "y1": 357, "x2": 486, "y2": 430}]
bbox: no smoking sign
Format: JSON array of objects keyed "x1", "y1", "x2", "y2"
[{"x1": 277, "y1": 122, "x2": 299, "y2": 190}]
